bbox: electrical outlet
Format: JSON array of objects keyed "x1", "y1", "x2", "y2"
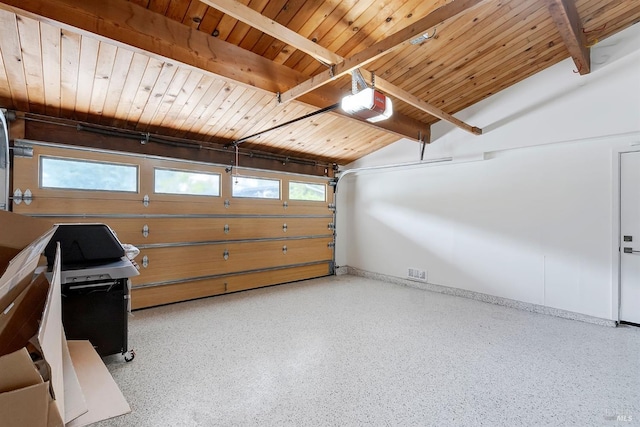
[{"x1": 407, "y1": 268, "x2": 427, "y2": 282}]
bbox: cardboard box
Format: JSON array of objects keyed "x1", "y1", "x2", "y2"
[
  {"x1": 0, "y1": 211, "x2": 130, "y2": 426},
  {"x1": 0, "y1": 347, "x2": 64, "y2": 427},
  {"x1": 0, "y1": 211, "x2": 56, "y2": 314}
]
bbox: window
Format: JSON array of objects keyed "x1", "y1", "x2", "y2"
[
  {"x1": 154, "y1": 168, "x2": 220, "y2": 196},
  {"x1": 289, "y1": 181, "x2": 326, "y2": 202},
  {"x1": 232, "y1": 176, "x2": 280, "y2": 199},
  {"x1": 40, "y1": 157, "x2": 138, "y2": 192}
]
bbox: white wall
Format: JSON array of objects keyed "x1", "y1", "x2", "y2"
[{"x1": 336, "y1": 24, "x2": 640, "y2": 320}]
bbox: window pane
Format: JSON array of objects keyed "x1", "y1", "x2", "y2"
[
  {"x1": 154, "y1": 169, "x2": 220, "y2": 196},
  {"x1": 41, "y1": 157, "x2": 137, "y2": 192},
  {"x1": 289, "y1": 181, "x2": 326, "y2": 201},
  {"x1": 232, "y1": 176, "x2": 280, "y2": 199}
]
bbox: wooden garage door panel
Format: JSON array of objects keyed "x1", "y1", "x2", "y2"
[
  {"x1": 131, "y1": 263, "x2": 331, "y2": 309},
  {"x1": 134, "y1": 245, "x2": 228, "y2": 285},
  {"x1": 137, "y1": 217, "x2": 333, "y2": 242},
  {"x1": 132, "y1": 198, "x2": 314, "y2": 215},
  {"x1": 14, "y1": 196, "x2": 228, "y2": 216},
  {"x1": 40, "y1": 216, "x2": 228, "y2": 245},
  {"x1": 13, "y1": 197, "x2": 144, "y2": 215},
  {"x1": 132, "y1": 277, "x2": 227, "y2": 309},
  {"x1": 224, "y1": 238, "x2": 333, "y2": 273},
  {"x1": 27, "y1": 216, "x2": 333, "y2": 246},
  {"x1": 283, "y1": 200, "x2": 334, "y2": 216},
  {"x1": 131, "y1": 217, "x2": 228, "y2": 244},
  {"x1": 12, "y1": 142, "x2": 334, "y2": 308},
  {"x1": 221, "y1": 198, "x2": 286, "y2": 215},
  {"x1": 134, "y1": 238, "x2": 332, "y2": 285},
  {"x1": 225, "y1": 263, "x2": 331, "y2": 293},
  {"x1": 294, "y1": 217, "x2": 334, "y2": 236},
  {"x1": 13, "y1": 192, "x2": 334, "y2": 217},
  {"x1": 32, "y1": 216, "x2": 144, "y2": 246},
  {"x1": 226, "y1": 198, "x2": 331, "y2": 216},
  {"x1": 134, "y1": 199, "x2": 227, "y2": 215}
]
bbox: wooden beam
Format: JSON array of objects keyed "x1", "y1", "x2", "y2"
[
  {"x1": 0, "y1": 0, "x2": 291, "y2": 93},
  {"x1": 0, "y1": 0, "x2": 429, "y2": 141},
  {"x1": 546, "y1": 0, "x2": 590, "y2": 75},
  {"x1": 360, "y1": 70, "x2": 481, "y2": 135},
  {"x1": 280, "y1": 0, "x2": 487, "y2": 104},
  {"x1": 203, "y1": 0, "x2": 481, "y2": 136},
  {"x1": 199, "y1": 0, "x2": 342, "y2": 66}
]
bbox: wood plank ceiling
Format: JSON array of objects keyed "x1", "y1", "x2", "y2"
[{"x1": 0, "y1": 0, "x2": 638, "y2": 165}]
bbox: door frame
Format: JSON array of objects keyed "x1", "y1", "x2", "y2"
[{"x1": 613, "y1": 143, "x2": 640, "y2": 322}]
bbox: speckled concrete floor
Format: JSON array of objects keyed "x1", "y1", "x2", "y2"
[{"x1": 95, "y1": 275, "x2": 640, "y2": 427}]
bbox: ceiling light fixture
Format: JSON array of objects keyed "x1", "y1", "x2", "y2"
[{"x1": 341, "y1": 69, "x2": 393, "y2": 123}]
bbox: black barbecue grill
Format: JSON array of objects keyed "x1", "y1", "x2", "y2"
[{"x1": 45, "y1": 223, "x2": 139, "y2": 361}]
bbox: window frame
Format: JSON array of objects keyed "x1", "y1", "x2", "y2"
[
  {"x1": 231, "y1": 175, "x2": 282, "y2": 200},
  {"x1": 39, "y1": 155, "x2": 139, "y2": 193},
  {"x1": 288, "y1": 180, "x2": 327, "y2": 202},
  {"x1": 153, "y1": 167, "x2": 221, "y2": 197}
]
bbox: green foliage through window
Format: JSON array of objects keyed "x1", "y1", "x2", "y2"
[
  {"x1": 232, "y1": 176, "x2": 280, "y2": 199},
  {"x1": 289, "y1": 181, "x2": 326, "y2": 201},
  {"x1": 40, "y1": 157, "x2": 137, "y2": 192},
  {"x1": 154, "y1": 169, "x2": 220, "y2": 196}
]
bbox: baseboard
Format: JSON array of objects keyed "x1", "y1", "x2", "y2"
[
  {"x1": 335, "y1": 265, "x2": 350, "y2": 276},
  {"x1": 344, "y1": 266, "x2": 616, "y2": 328}
]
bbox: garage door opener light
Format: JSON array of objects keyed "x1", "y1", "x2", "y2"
[{"x1": 341, "y1": 70, "x2": 393, "y2": 123}]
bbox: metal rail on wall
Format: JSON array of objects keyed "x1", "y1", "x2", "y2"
[
  {"x1": 14, "y1": 112, "x2": 332, "y2": 169},
  {"x1": 0, "y1": 109, "x2": 9, "y2": 211}
]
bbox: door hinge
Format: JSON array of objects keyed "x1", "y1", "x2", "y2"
[
  {"x1": 12, "y1": 188, "x2": 33, "y2": 205},
  {"x1": 12, "y1": 188, "x2": 22, "y2": 205}
]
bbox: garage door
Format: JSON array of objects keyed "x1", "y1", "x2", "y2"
[{"x1": 11, "y1": 140, "x2": 334, "y2": 309}]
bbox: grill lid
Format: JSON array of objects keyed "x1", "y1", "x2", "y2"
[{"x1": 45, "y1": 224, "x2": 125, "y2": 270}]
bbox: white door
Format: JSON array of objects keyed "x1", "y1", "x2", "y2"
[
  {"x1": 620, "y1": 151, "x2": 640, "y2": 324},
  {"x1": 0, "y1": 109, "x2": 8, "y2": 211}
]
